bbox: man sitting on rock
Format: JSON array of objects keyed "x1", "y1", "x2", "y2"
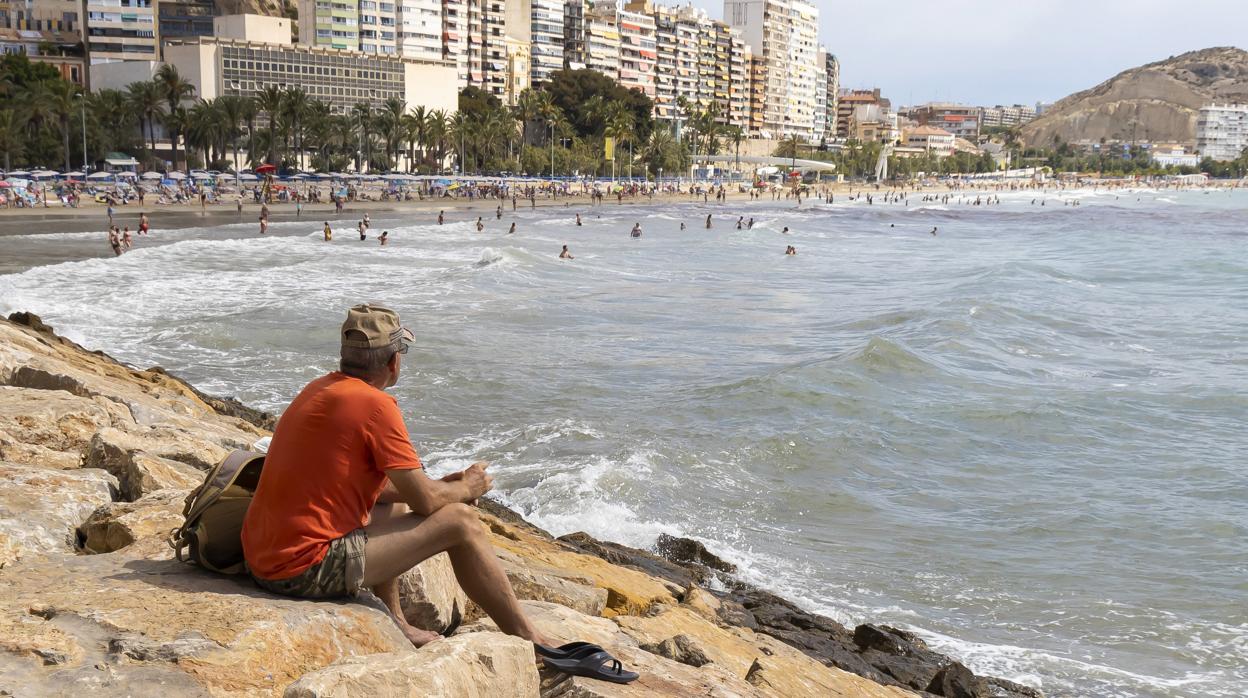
[{"x1": 241, "y1": 304, "x2": 550, "y2": 648}]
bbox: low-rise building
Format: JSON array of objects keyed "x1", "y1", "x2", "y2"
[
  {"x1": 906, "y1": 103, "x2": 980, "y2": 141},
  {"x1": 162, "y1": 14, "x2": 457, "y2": 115},
  {"x1": 1152, "y1": 144, "x2": 1201, "y2": 168},
  {"x1": 906, "y1": 125, "x2": 955, "y2": 156},
  {"x1": 1196, "y1": 104, "x2": 1248, "y2": 161}
]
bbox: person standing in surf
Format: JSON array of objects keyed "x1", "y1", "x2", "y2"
[
  {"x1": 324, "y1": 222, "x2": 333, "y2": 241},
  {"x1": 559, "y1": 245, "x2": 573, "y2": 259}
]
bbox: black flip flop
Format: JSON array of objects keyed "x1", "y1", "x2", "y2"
[
  {"x1": 535, "y1": 641, "x2": 604, "y2": 660},
  {"x1": 542, "y1": 650, "x2": 640, "y2": 684},
  {"x1": 440, "y1": 601, "x2": 462, "y2": 637}
]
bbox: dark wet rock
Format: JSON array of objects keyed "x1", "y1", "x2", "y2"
[
  {"x1": 988, "y1": 676, "x2": 1045, "y2": 698},
  {"x1": 655, "y1": 533, "x2": 737, "y2": 573},
  {"x1": 557, "y1": 531, "x2": 704, "y2": 588},
  {"x1": 927, "y1": 662, "x2": 989, "y2": 698}
]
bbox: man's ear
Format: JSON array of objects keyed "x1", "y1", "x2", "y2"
[{"x1": 388, "y1": 352, "x2": 401, "y2": 371}]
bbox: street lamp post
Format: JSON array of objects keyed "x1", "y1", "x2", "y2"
[
  {"x1": 76, "y1": 94, "x2": 88, "y2": 173},
  {"x1": 550, "y1": 122, "x2": 555, "y2": 179}
]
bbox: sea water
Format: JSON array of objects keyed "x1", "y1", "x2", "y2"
[{"x1": 1, "y1": 188, "x2": 1245, "y2": 697}]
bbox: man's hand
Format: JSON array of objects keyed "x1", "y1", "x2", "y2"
[{"x1": 457, "y1": 462, "x2": 493, "y2": 504}]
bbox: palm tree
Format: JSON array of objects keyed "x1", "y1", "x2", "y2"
[
  {"x1": 0, "y1": 109, "x2": 22, "y2": 170},
  {"x1": 427, "y1": 109, "x2": 450, "y2": 173},
  {"x1": 379, "y1": 97, "x2": 406, "y2": 170},
  {"x1": 126, "y1": 80, "x2": 165, "y2": 156},
  {"x1": 449, "y1": 110, "x2": 469, "y2": 174},
  {"x1": 239, "y1": 96, "x2": 258, "y2": 167},
  {"x1": 38, "y1": 79, "x2": 79, "y2": 171},
  {"x1": 282, "y1": 87, "x2": 310, "y2": 171},
  {"x1": 154, "y1": 65, "x2": 196, "y2": 171},
  {"x1": 351, "y1": 102, "x2": 374, "y2": 172},
  {"x1": 403, "y1": 105, "x2": 428, "y2": 172},
  {"x1": 725, "y1": 124, "x2": 745, "y2": 171},
  {"x1": 604, "y1": 102, "x2": 634, "y2": 180},
  {"x1": 216, "y1": 95, "x2": 248, "y2": 172},
  {"x1": 162, "y1": 106, "x2": 190, "y2": 170},
  {"x1": 255, "y1": 85, "x2": 284, "y2": 166}
]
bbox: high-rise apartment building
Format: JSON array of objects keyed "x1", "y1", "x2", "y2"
[
  {"x1": 824, "y1": 52, "x2": 839, "y2": 140},
  {"x1": 562, "y1": 0, "x2": 587, "y2": 69},
  {"x1": 814, "y1": 47, "x2": 828, "y2": 142},
  {"x1": 357, "y1": 0, "x2": 397, "y2": 55},
  {"x1": 616, "y1": 6, "x2": 655, "y2": 98},
  {"x1": 442, "y1": 0, "x2": 468, "y2": 84},
  {"x1": 723, "y1": 0, "x2": 819, "y2": 140},
  {"x1": 624, "y1": 1, "x2": 747, "y2": 130},
  {"x1": 1196, "y1": 104, "x2": 1248, "y2": 161},
  {"x1": 980, "y1": 104, "x2": 1037, "y2": 129},
  {"x1": 584, "y1": 2, "x2": 618, "y2": 78},
  {"x1": 157, "y1": 0, "x2": 214, "y2": 43},
  {"x1": 298, "y1": 0, "x2": 359, "y2": 52},
  {"x1": 83, "y1": 0, "x2": 158, "y2": 64},
  {"x1": 526, "y1": 0, "x2": 563, "y2": 83},
  {"x1": 0, "y1": 0, "x2": 86, "y2": 83},
  {"x1": 397, "y1": 0, "x2": 442, "y2": 62}
]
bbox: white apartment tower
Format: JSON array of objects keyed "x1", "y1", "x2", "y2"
[
  {"x1": 723, "y1": 0, "x2": 819, "y2": 140},
  {"x1": 1196, "y1": 104, "x2": 1248, "y2": 161},
  {"x1": 528, "y1": 0, "x2": 565, "y2": 84},
  {"x1": 397, "y1": 0, "x2": 443, "y2": 62}
]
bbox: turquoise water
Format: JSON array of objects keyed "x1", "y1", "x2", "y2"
[{"x1": 1, "y1": 187, "x2": 1245, "y2": 696}]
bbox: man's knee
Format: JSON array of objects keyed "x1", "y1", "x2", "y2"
[{"x1": 438, "y1": 503, "x2": 482, "y2": 541}]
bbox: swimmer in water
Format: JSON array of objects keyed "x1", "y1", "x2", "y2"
[
  {"x1": 782, "y1": 226, "x2": 789, "y2": 234},
  {"x1": 736, "y1": 217, "x2": 744, "y2": 229},
  {"x1": 108, "y1": 226, "x2": 122, "y2": 256},
  {"x1": 576, "y1": 213, "x2": 582, "y2": 226},
  {"x1": 122, "y1": 226, "x2": 133, "y2": 249},
  {"x1": 476, "y1": 217, "x2": 484, "y2": 232},
  {"x1": 362, "y1": 213, "x2": 370, "y2": 229},
  {"x1": 379, "y1": 231, "x2": 389, "y2": 246},
  {"x1": 259, "y1": 215, "x2": 269, "y2": 235},
  {"x1": 508, "y1": 222, "x2": 516, "y2": 234},
  {"x1": 438, "y1": 210, "x2": 444, "y2": 225},
  {"x1": 358, "y1": 220, "x2": 367, "y2": 240},
  {"x1": 705, "y1": 214, "x2": 712, "y2": 229},
  {"x1": 785, "y1": 245, "x2": 796, "y2": 256},
  {"x1": 747, "y1": 218, "x2": 754, "y2": 229},
  {"x1": 680, "y1": 222, "x2": 686, "y2": 231},
  {"x1": 323, "y1": 222, "x2": 332, "y2": 241},
  {"x1": 559, "y1": 245, "x2": 574, "y2": 259},
  {"x1": 930, "y1": 227, "x2": 938, "y2": 236},
  {"x1": 138, "y1": 213, "x2": 150, "y2": 235},
  {"x1": 631, "y1": 223, "x2": 642, "y2": 238}
]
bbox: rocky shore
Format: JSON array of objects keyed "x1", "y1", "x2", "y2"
[{"x1": 0, "y1": 312, "x2": 1041, "y2": 697}]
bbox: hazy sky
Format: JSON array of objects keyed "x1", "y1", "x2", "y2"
[{"x1": 690, "y1": 0, "x2": 1248, "y2": 107}]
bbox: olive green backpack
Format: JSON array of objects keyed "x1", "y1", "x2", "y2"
[{"x1": 169, "y1": 449, "x2": 266, "y2": 574}]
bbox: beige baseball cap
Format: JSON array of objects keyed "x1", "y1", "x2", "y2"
[{"x1": 340, "y1": 304, "x2": 414, "y2": 350}]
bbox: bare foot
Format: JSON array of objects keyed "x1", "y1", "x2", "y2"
[{"x1": 398, "y1": 621, "x2": 442, "y2": 648}]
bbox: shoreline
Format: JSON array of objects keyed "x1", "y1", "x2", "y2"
[
  {"x1": 2, "y1": 178, "x2": 1235, "y2": 238},
  {"x1": 0, "y1": 310, "x2": 1043, "y2": 697}
]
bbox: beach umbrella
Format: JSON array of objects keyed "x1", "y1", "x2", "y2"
[
  {"x1": 191, "y1": 171, "x2": 212, "y2": 180},
  {"x1": 141, "y1": 171, "x2": 163, "y2": 180},
  {"x1": 115, "y1": 171, "x2": 137, "y2": 179},
  {"x1": 254, "y1": 163, "x2": 277, "y2": 174},
  {"x1": 61, "y1": 171, "x2": 85, "y2": 178},
  {"x1": 0, "y1": 182, "x2": 10, "y2": 188},
  {"x1": 31, "y1": 170, "x2": 58, "y2": 179},
  {"x1": 87, "y1": 171, "x2": 113, "y2": 180},
  {"x1": 288, "y1": 173, "x2": 308, "y2": 180},
  {"x1": 166, "y1": 172, "x2": 187, "y2": 180},
  {"x1": 239, "y1": 173, "x2": 259, "y2": 181},
  {"x1": 6, "y1": 170, "x2": 30, "y2": 177}
]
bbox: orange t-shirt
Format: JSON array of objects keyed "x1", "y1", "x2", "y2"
[{"x1": 242, "y1": 372, "x2": 422, "y2": 580}]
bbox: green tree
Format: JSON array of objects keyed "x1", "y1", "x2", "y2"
[{"x1": 154, "y1": 65, "x2": 196, "y2": 172}]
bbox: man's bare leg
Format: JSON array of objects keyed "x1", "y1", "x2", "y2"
[
  {"x1": 365, "y1": 503, "x2": 441, "y2": 646},
  {"x1": 363, "y1": 502, "x2": 548, "y2": 647}
]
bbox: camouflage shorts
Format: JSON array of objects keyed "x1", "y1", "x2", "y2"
[{"x1": 252, "y1": 528, "x2": 368, "y2": 599}]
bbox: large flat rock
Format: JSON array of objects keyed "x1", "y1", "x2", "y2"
[
  {"x1": 0, "y1": 461, "x2": 117, "y2": 568},
  {"x1": 284, "y1": 632, "x2": 539, "y2": 698},
  {"x1": 0, "y1": 540, "x2": 412, "y2": 696}
]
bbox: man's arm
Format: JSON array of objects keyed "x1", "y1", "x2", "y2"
[{"x1": 382, "y1": 463, "x2": 493, "y2": 516}]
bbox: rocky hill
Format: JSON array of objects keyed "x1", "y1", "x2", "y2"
[
  {"x1": 0, "y1": 312, "x2": 1042, "y2": 697},
  {"x1": 1020, "y1": 47, "x2": 1248, "y2": 147}
]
